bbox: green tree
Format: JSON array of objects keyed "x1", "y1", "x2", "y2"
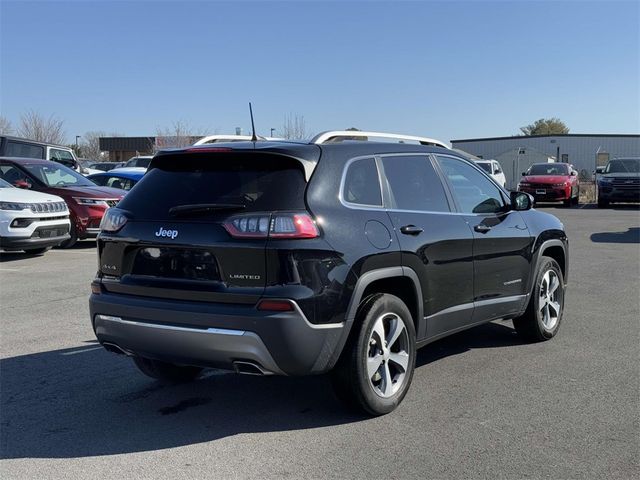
[{"x1": 520, "y1": 118, "x2": 569, "y2": 136}]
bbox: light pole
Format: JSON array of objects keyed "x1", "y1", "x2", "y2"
[
  {"x1": 270, "y1": 128, "x2": 275, "y2": 137},
  {"x1": 75, "y1": 135, "x2": 81, "y2": 153}
]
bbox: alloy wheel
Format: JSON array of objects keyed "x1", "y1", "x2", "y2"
[
  {"x1": 539, "y1": 270, "x2": 561, "y2": 331},
  {"x1": 366, "y1": 312, "x2": 410, "y2": 398}
]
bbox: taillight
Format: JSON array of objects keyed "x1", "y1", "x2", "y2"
[
  {"x1": 99, "y1": 208, "x2": 128, "y2": 233},
  {"x1": 223, "y1": 212, "x2": 319, "y2": 239}
]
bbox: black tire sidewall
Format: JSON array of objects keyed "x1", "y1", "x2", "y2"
[
  {"x1": 532, "y1": 257, "x2": 564, "y2": 339},
  {"x1": 353, "y1": 294, "x2": 417, "y2": 415}
]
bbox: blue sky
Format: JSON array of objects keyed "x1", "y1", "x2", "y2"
[{"x1": 1, "y1": 0, "x2": 638, "y2": 144}]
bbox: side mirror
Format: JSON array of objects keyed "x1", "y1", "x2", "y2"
[
  {"x1": 521, "y1": 172, "x2": 526, "y2": 176},
  {"x1": 570, "y1": 171, "x2": 577, "y2": 176},
  {"x1": 510, "y1": 191, "x2": 534, "y2": 211},
  {"x1": 13, "y1": 180, "x2": 31, "y2": 189}
]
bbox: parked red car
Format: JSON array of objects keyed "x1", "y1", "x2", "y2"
[
  {"x1": 0, "y1": 157, "x2": 124, "y2": 247},
  {"x1": 518, "y1": 163, "x2": 580, "y2": 206}
]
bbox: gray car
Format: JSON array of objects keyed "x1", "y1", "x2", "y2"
[{"x1": 597, "y1": 158, "x2": 640, "y2": 208}]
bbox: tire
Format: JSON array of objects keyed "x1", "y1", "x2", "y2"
[
  {"x1": 57, "y1": 226, "x2": 78, "y2": 249},
  {"x1": 573, "y1": 187, "x2": 580, "y2": 206},
  {"x1": 133, "y1": 356, "x2": 203, "y2": 383},
  {"x1": 597, "y1": 198, "x2": 609, "y2": 208},
  {"x1": 331, "y1": 293, "x2": 416, "y2": 416},
  {"x1": 23, "y1": 247, "x2": 51, "y2": 254},
  {"x1": 513, "y1": 256, "x2": 565, "y2": 342}
]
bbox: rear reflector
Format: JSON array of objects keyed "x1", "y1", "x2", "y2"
[
  {"x1": 223, "y1": 212, "x2": 319, "y2": 239},
  {"x1": 257, "y1": 300, "x2": 294, "y2": 312}
]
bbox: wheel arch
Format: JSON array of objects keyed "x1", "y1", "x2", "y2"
[{"x1": 327, "y1": 267, "x2": 423, "y2": 371}]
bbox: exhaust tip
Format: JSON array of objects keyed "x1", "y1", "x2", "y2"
[
  {"x1": 102, "y1": 342, "x2": 131, "y2": 356},
  {"x1": 233, "y1": 360, "x2": 272, "y2": 376}
]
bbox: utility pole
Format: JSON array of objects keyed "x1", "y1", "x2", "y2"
[{"x1": 270, "y1": 128, "x2": 275, "y2": 137}]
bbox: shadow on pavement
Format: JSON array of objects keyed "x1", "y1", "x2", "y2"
[
  {"x1": 590, "y1": 227, "x2": 640, "y2": 244},
  {"x1": 1, "y1": 322, "x2": 521, "y2": 459}
]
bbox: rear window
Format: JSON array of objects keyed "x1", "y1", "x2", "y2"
[{"x1": 117, "y1": 153, "x2": 307, "y2": 219}]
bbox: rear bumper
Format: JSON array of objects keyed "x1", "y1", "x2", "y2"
[{"x1": 89, "y1": 291, "x2": 345, "y2": 376}]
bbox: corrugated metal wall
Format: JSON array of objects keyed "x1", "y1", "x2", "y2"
[{"x1": 452, "y1": 135, "x2": 640, "y2": 177}]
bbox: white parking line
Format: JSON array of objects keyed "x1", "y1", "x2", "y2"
[
  {"x1": 61, "y1": 346, "x2": 103, "y2": 356},
  {"x1": 0, "y1": 268, "x2": 21, "y2": 272}
]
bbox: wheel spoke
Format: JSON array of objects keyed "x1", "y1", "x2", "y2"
[
  {"x1": 372, "y1": 318, "x2": 386, "y2": 346},
  {"x1": 386, "y1": 317, "x2": 405, "y2": 348},
  {"x1": 542, "y1": 271, "x2": 550, "y2": 292},
  {"x1": 381, "y1": 363, "x2": 393, "y2": 396},
  {"x1": 548, "y1": 300, "x2": 561, "y2": 317},
  {"x1": 388, "y1": 351, "x2": 409, "y2": 373},
  {"x1": 543, "y1": 304, "x2": 550, "y2": 326},
  {"x1": 549, "y1": 275, "x2": 560, "y2": 295},
  {"x1": 539, "y1": 297, "x2": 547, "y2": 312},
  {"x1": 367, "y1": 354, "x2": 383, "y2": 379}
]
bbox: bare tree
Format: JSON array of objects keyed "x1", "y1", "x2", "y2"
[
  {"x1": 78, "y1": 131, "x2": 108, "y2": 160},
  {"x1": 17, "y1": 111, "x2": 66, "y2": 144},
  {"x1": 280, "y1": 113, "x2": 308, "y2": 140},
  {"x1": 0, "y1": 116, "x2": 13, "y2": 135},
  {"x1": 154, "y1": 120, "x2": 208, "y2": 151}
]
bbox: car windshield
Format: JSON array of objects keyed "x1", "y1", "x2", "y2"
[
  {"x1": 527, "y1": 164, "x2": 569, "y2": 175},
  {"x1": 0, "y1": 178, "x2": 13, "y2": 188},
  {"x1": 22, "y1": 163, "x2": 95, "y2": 187},
  {"x1": 605, "y1": 159, "x2": 640, "y2": 173},
  {"x1": 476, "y1": 163, "x2": 492, "y2": 174}
]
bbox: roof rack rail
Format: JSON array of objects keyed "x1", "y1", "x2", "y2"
[
  {"x1": 193, "y1": 134, "x2": 282, "y2": 145},
  {"x1": 310, "y1": 131, "x2": 449, "y2": 149}
]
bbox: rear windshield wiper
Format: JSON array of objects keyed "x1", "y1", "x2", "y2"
[{"x1": 169, "y1": 203, "x2": 246, "y2": 217}]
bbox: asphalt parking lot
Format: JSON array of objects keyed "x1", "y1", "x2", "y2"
[{"x1": 1, "y1": 205, "x2": 638, "y2": 479}]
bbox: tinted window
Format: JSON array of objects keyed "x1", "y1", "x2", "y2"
[
  {"x1": 5, "y1": 141, "x2": 45, "y2": 159},
  {"x1": 527, "y1": 163, "x2": 569, "y2": 175},
  {"x1": 0, "y1": 164, "x2": 32, "y2": 186},
  {"x1": 118, "y1": 153, "x2": 307, "y2": 219},
  {"x1": 382, "y1": 155, "x2": 449, "y2": 212},
  {"x1": 476, "y1": 162, "x2": 492, "y2": 174},
  {"x1": 103, "y1": 176, "x2": 135, "y2": 190},
  {"x1": 0, "y1": 178, "x2": 12, "y2": 188},
  {"x1": 436, "y1": 155, "x2": 504, "y2": 214},
  {"x1": 605, "y1": 159, "x2": 640, "y2": 173},
  {"x1": 343, "y1": 158, "x2": 382, "y2": 206}
]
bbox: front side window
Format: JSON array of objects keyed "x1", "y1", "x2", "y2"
[
  {"x1": 49, "y1": 148, "x2": 75, "y2": 162},
  {"x1": 342, "y1": 157, "x2": 382, "y2": 206},
  {"x1": 436, "y1": 155, "x2": 505, "y2": 214},
  {"x1": 382, "y1": 155, "x2": 450, "y2": 212}
]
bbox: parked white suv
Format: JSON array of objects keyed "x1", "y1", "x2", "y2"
[
  {"x1": 0, "y1": 178, "x2": 70, "y2": 254},
  {"x1": 475, "y1": 159, "x2": 506, "y2": 187}
]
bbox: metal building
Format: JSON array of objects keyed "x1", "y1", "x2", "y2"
[{"x1": 451, "y1": 134, "x2": 640, "y2": 180}]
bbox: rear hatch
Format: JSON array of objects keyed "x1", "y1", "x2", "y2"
[{"x1": 97, "y1": 150, "x2": 313, "y2": 304}]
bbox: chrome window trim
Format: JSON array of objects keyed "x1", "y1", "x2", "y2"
[{"x1": 338, "y1": 155, "x2": 385, "y2": 210}]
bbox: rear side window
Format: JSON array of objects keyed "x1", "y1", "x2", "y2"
[
  {"x1": 342, "y1": 157, "x2": 382, "y2": 206},
  {"x1": 381, "y1": 155, "x2": 450, "y2": 212},
  {"x1": 5, "y1": 141, "x2": 45, "y2": 159},
  {"x1": 117, "y1": 153, "x2": 307, "y2": 219}
]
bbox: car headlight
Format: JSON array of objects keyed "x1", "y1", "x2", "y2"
[
  {"x1": 73, "y1": 197, "x2": 109, "y2": 207},
  {"x1": 519, "y1": 182, "x2": 530, "y2": 187},
  {"x1": 0, "y1": 202, "x2": 31, "y2": 211},
  {"x1": 99, "y1": 208, "x2": 128, "y2": 232},
  {"x1": 598, "y1": 177, "x2": 613, "y2": 184}
]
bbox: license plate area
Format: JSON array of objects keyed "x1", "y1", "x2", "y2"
[{"x1": 131, "y1": 247, "x2": 221, "y2": 281}]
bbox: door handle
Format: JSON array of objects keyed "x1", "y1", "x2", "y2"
[
  {"x1": 400, "y1": 225, "x2": 423, "y2": 235},
  {"x1": 474, "y1": 224, "x2": 492, "y2": 233}
]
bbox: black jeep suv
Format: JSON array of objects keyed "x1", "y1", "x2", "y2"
[{"x1": 90, "y1": 131, "x2": 568, "y2": 415}]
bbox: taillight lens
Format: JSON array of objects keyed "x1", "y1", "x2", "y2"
[
  {"x1": 257, "y1": 299, "x2": 294, "y2": 311},
  {"x1": 223, "y1": 212, "x2": 319, "y2": 239},
  {"x1": 99, "y1": 208, "x2": 128, "y2": 233}
]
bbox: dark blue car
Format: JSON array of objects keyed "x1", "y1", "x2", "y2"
[{"x1": 87, "y1": 167, "x2": 146, "y2": 191}]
